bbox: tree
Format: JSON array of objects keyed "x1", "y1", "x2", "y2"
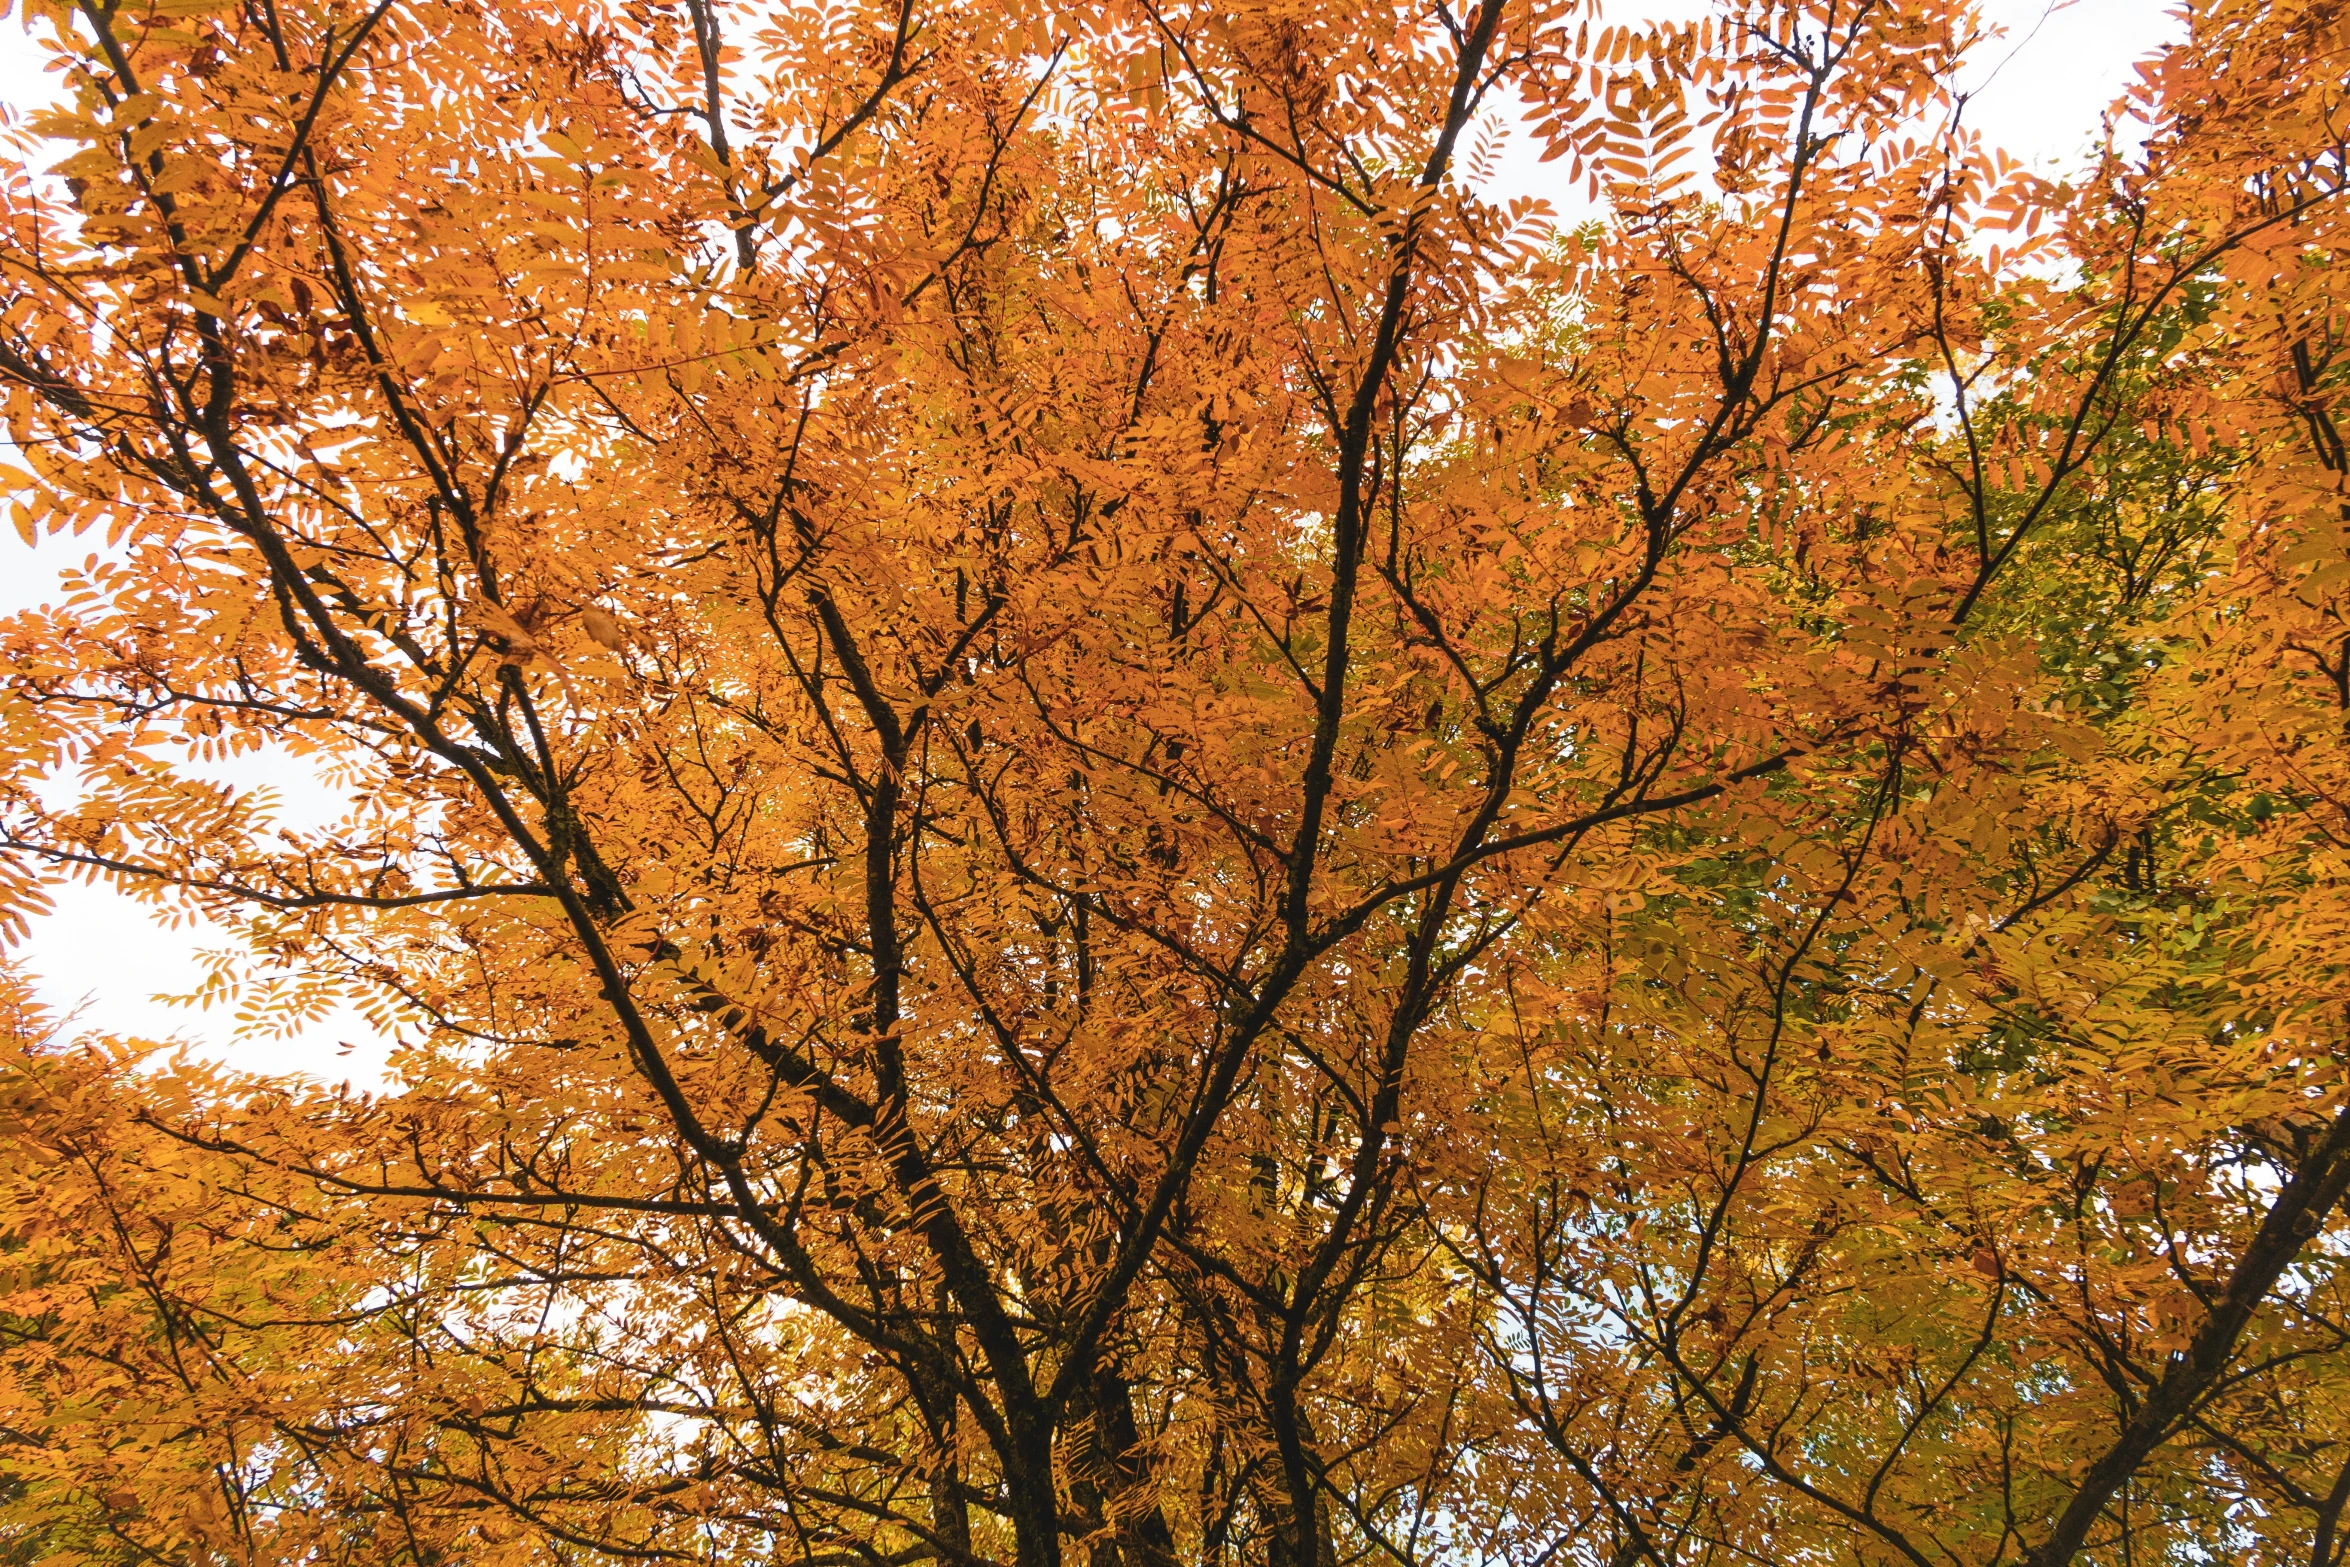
[{"x1": 0, "y1": 0, "x2": 2346, "y2": 1563}]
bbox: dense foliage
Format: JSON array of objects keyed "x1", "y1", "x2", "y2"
[{"x1": 2, "y1": 1, "x2": 2348, "y2": 1563}]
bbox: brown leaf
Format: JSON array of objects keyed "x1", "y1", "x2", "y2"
[{"x1": 581, "y1": 604, "x2": 628, "y2": 652}]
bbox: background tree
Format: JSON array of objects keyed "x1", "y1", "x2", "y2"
[{"x1": 0, "y1": 1, "x2": 2346, "y2": 1565}]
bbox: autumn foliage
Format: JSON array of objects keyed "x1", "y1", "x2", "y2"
[{"x1": 1, "y1": 0, "x2": 2348, "y2": 1563}]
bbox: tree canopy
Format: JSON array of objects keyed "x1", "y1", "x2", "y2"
[{"x1": 2, "y1": 0, "x2": 2349, "y2": 1564}]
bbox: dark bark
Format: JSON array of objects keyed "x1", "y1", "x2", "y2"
[{"x1": 2030, "y1": 1105, "x2": 2350, "y2": 1567}]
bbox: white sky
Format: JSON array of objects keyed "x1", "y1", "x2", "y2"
[{"x1": 0, "y1": 0, "x2": 2183, "y2": 1084}]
